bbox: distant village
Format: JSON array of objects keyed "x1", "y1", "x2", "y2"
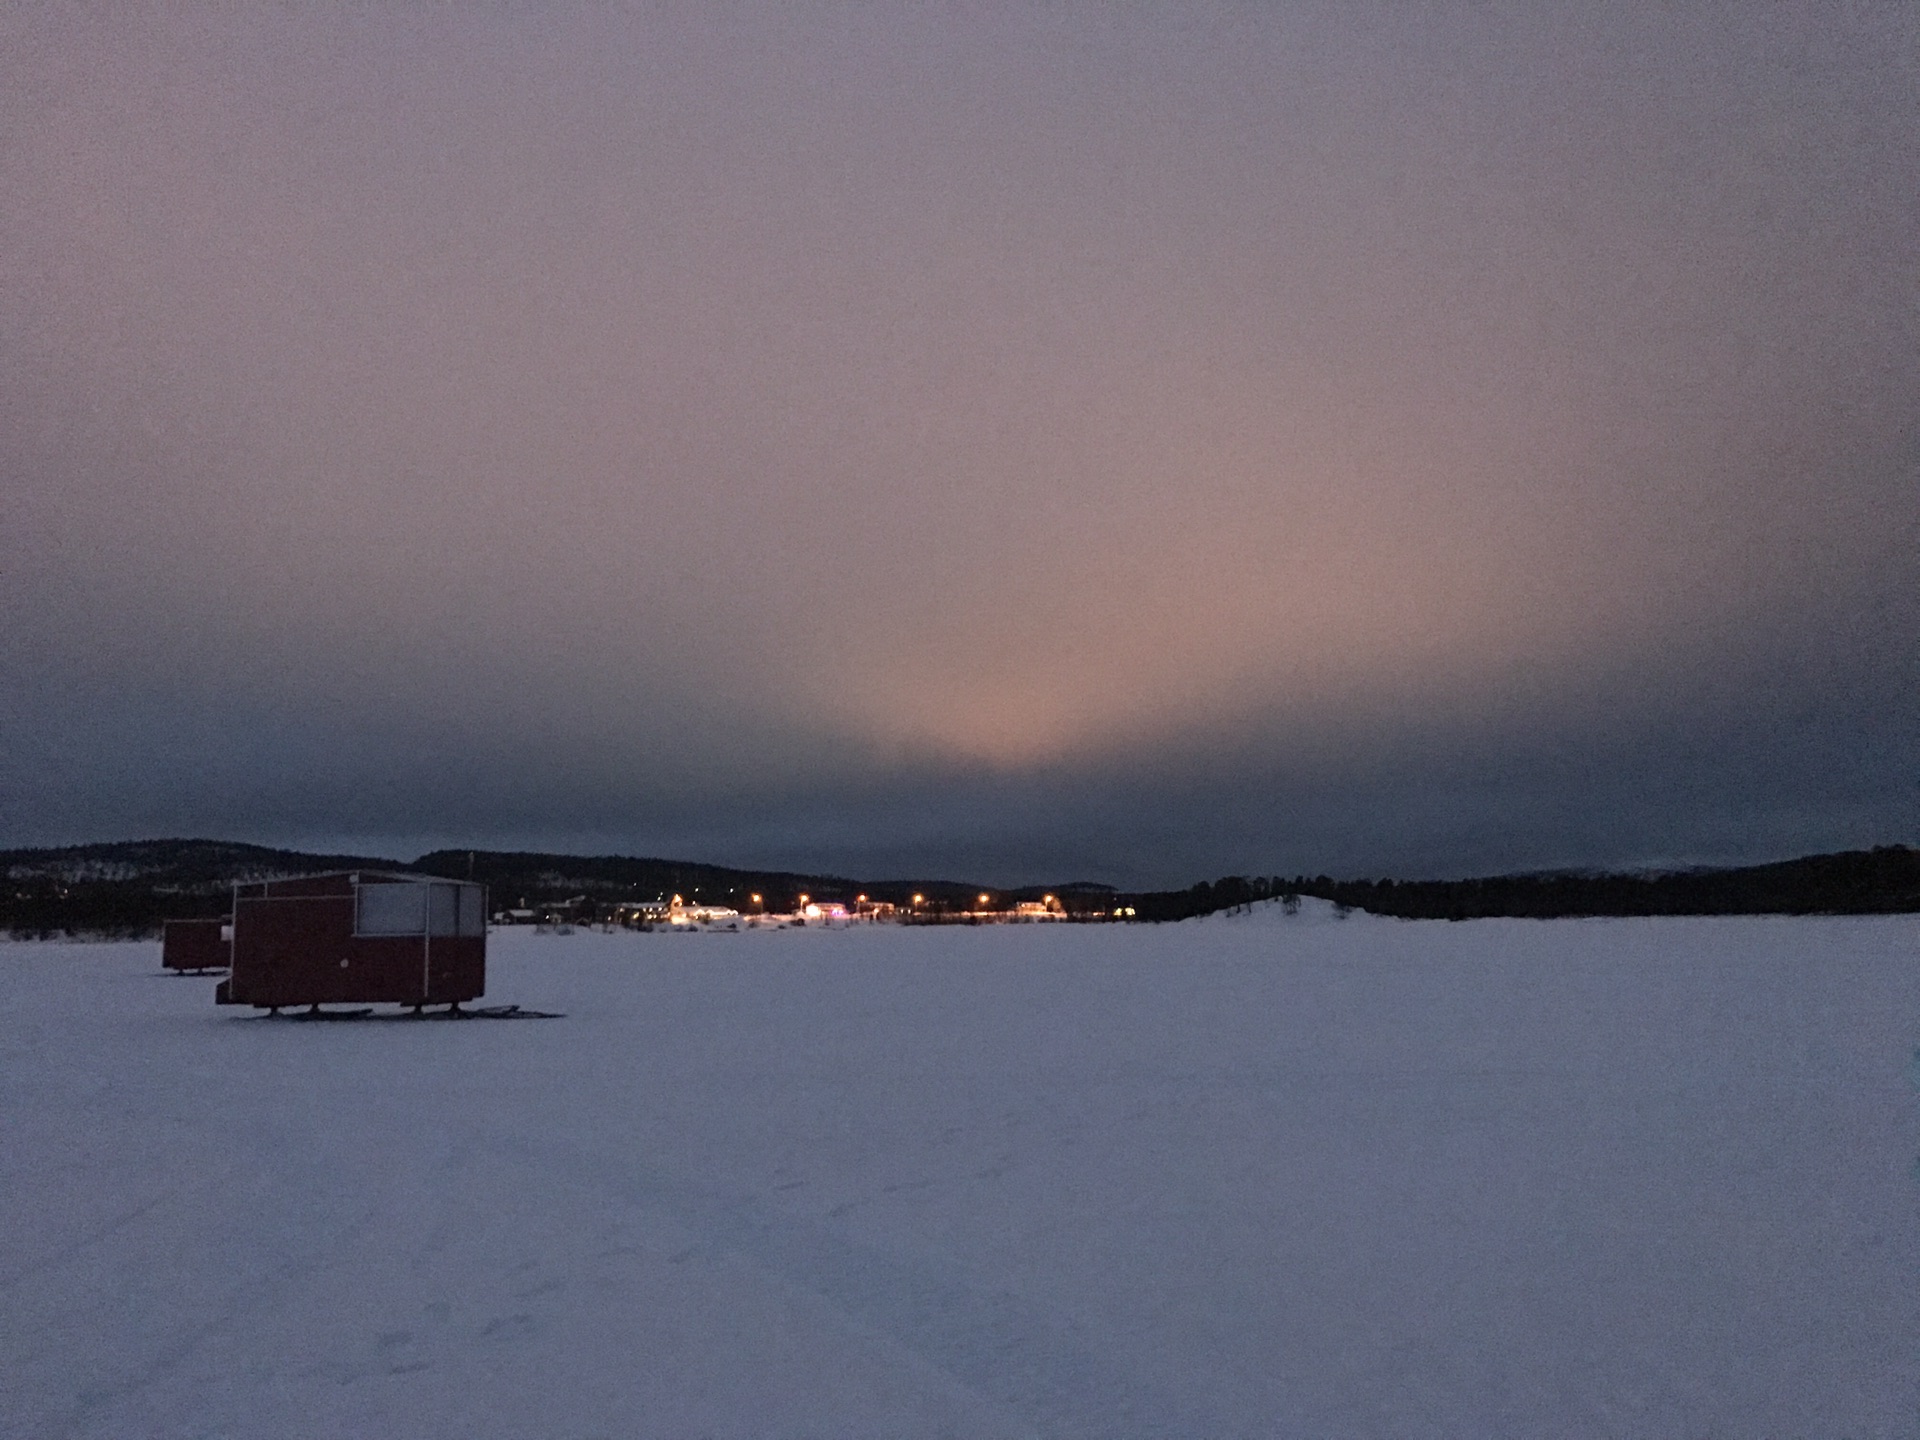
[{"x1": 495, "y1": 890, "x2": 1138, "y2": 932}]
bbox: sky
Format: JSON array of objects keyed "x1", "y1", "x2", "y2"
[{"x1": 2, "y1": 3, "x2": 1915, "y2": 886}]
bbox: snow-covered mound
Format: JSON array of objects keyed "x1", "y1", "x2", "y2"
[
  {"x1": 1184, "y1": 894, "x2": 1371, "y2": 925},
  {"x1": 4, "y1": 915, "x2": 1917, "y2": 1436}
]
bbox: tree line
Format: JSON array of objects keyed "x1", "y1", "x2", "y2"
[
  {"x1": 1111, "y1": 846, "x2": 1920, "y2": 922},
  {"x1": 5, "y1": 839, "x2": 1915, "y2": 937}
]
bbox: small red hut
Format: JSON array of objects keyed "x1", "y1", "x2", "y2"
[
  {"x1": 162, "y1": 918, "x2": 230, "y2": 974},
  {"x1": 215, "y1": 872, "x2": 486, "y2": 1012}
]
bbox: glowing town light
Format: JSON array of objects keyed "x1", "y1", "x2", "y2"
[
  {"x1": 978, "y1": 893, "x2": 991, "y2": 906},
  {"x1": 911, "y1": 894, "x2": 924, "y2": 905}
]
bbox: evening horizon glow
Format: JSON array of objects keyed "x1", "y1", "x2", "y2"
[{"x1": 3, "y1": 4, "x2": 1915, "y2": 884}]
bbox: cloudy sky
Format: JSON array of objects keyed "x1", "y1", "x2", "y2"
[{"x1": 3, "y1": 4, "x2": 1915, "y2": 884}]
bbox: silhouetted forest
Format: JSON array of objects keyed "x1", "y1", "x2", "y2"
[
  {"x1": 1, "y1": 840, "x2": 405, "y2": 938},
  {"x1": 1116, "y1": 847, "x2": 1920, "y2": 922},
  {"x1": 1282, "y1": 846, "x2": 1920, "y2": 921}
]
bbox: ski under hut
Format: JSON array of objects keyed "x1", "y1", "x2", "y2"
[
  {"x1": 214, "y1": 871, "x2": 486, "y2": 1013},
  {"x1": 162, "y1": 917, "x2": 230, "y2": 974}
]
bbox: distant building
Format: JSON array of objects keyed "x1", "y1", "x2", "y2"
[
  {"x1": 1012, "y1": 900, "x2": 1065, "y2": 921},
  {"x1": 668, "y1": 895, "x2": 741, "y2": 926},
  {"x1": 615, "y1": 900, "x2": 672, "y2": 927},
  {"x1": 618, "y1": 895, "x2": 742, "y2": 928}
]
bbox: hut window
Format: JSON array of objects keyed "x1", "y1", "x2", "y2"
[
  {"x1": 356, "y1": 880, "x2": 484, "y2": 937},
  {"x1": 456, "y1": 884, "x2": 485, "y2": 936},
  {"x1": 427, "y1": 883, "x2": 460, "y2": 936},
  {"x1": 356, "y1": 882, "x2": 428, "y2": 936}
]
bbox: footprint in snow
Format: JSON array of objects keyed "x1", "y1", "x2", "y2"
[{"x1": 479, "y1": 1313, "x2": 538, "y2": 1343}]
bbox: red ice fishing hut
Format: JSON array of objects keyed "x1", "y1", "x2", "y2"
[
  {"x1": 162, "y1": 918, "x2": 230, "y2": 974},
  {"x1": 214, "y1": 872, "x2": 486, "y2": 1011}
]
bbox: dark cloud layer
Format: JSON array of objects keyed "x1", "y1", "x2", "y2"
[{"x1": 3, "y1": 4, "x2": 1915, "y2": 884}]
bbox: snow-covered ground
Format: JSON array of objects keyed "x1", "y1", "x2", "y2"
[{"x1": 4, "y1": 904, "x2": 1916, "y2": 1437}]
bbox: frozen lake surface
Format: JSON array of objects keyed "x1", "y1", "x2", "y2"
[{"x1": 4, "y1": 905, "x2": 1917, "y2": 1437}]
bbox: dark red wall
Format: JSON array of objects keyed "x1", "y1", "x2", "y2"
[{"x1": 162, "y1": 918, "x2": 228, "y2": 972}]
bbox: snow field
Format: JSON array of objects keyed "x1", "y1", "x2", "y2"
[{"x1": 3, "y1": 907, "x2": 1917, "y2": 1436}]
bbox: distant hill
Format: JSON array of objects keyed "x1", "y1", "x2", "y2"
[
  {"x1": 2, "y1": 838, "x2": 407, "y2": 889},
  {"x1": 1, "y1": 839, "x2": 413, "y2": 936},
  {"x1": 2, "y1": 840, "x2": 1045, "y2": 936},
  {"x1": 1291, "y1": 846, "x2": 1920, "y2": 920},
  {"x1": 413, "y1": 848, "x2": 859, "y2": 913},
  {"x1": 411, "y1": 848, "x2": 1094, "y2": 914}
]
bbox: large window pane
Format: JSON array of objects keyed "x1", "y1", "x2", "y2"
[
  {"x1": 457, "y1": 884, "x2": 485, "y2": 936},
  {"x1": 427, "y1": 883, "x2": 460, "y2": 936},
  {"x1": 357, "y1": 882, "x2": 426, "y2": 935}
]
